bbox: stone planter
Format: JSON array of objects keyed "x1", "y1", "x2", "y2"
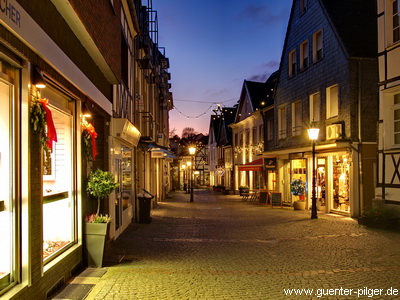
[
  {"x1": 84, "y1": 222, "x2": 110, "y2": 267},
  {"x1": 293, "y1": 200, "x2": 306, "y2": 210}
]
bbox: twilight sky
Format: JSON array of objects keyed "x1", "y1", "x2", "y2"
[{"x1": 153, "y1": 0, "x2": 292, "y2": 136}]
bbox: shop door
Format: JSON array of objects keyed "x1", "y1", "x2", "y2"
[
  {"x1": 114, "y1": 146, "x2": 133, "y2": 233},
  {"x1": 114, "y1": 158, "x2": 122, "y2": 231},
  {"x1": 282, "y1": 161, "x2": 291, "y2": 205}
]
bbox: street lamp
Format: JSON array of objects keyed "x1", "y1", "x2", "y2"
[
  {"x1": 189, "y1": 146, "x2": 196, "y2": 202},
  {"x1": 307, "y1": 122, "x2": 320, "y2": 219}
]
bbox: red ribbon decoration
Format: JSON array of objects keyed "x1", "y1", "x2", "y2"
[
  {"x1": 39, "y1": 98, "x2": 58, "y2": 151},
  {"x1": 83, "y1": 122, "x2": 98, "y2": 160}
]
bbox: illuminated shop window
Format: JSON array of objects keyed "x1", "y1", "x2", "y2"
[
  {"x1": 0, "y1": 77, "x2": 15, "y2": 292},
  {"x1": 41, "y1": 88, "x2": 76, "y2": 262},
  {"x1": 332, "y1": 155, "x2": 350, "y2": 212}
]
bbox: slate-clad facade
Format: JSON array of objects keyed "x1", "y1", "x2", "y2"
[{"x1": 267, "y1": 0, "x2": 378, "y2": 216}]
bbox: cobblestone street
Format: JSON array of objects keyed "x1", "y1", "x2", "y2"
[{"x1": 76, "y1": 188, "x2": 400, "y2": 299}]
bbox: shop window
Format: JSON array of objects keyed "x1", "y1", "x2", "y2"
[
  {"x1": 326, "y1": 84, "x2": 339, "y2": 119},
  {"x1": 41, "y1": 87, "x2": 76, "y2": 262},
  {"x1": 292, "y1": 101, "x2": 302, "y2": 136},
  {"x1": 310, "y1": 92, "x2": 320, "y2": 122},
  {"x1": 332, "y1": 155, "x2": 350, "y2": 212},
  {"x1": 313, "y1": 30, "x2": 323, "y2": 62},
  {"x1": 0, "y1": 75, "x2": 16, "y2": 292}
]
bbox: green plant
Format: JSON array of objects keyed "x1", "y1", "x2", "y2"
[
  {"x1": 85, "y1": 213, "x2": 112, "y2": 223},
  {"x1": 87, "y1": 169, "x2": 119, "y2": 221},
  {"x1": 290, "y1": 179, "x2": 306, "y2": 196},
  {"x1": 30, "y1": 98, "x2": 50, "y2": 152}
]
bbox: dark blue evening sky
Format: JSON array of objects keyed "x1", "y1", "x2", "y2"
[{"x1": 153, "y1": 0, "x2": 292, "y2": 136}]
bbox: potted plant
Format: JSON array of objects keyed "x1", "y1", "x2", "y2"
[
  {"x1": 84, "y1": 169, "x2": 119, "y2": 267},
  {"x1": 290, "y1": 179, "x2": 306, "y2": 210}
]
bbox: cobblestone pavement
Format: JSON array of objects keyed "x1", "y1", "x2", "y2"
[{"x1": 79, "y1": 188, "x2": 400, "y2": 300}]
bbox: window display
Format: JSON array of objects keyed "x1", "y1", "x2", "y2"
[
  {"x1": 332, "y1": 155, "x2": 350, "y2": 212},
  {"x1": 41, "y1": 88, "x2": 76, "y2": 262},
  {"x1": 0, "y1": 75, "x2": 15, "y2": 291}
]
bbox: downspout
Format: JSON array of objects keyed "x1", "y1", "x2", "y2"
[{"x1": 358, "y1": 59, "x2": 364, "y2": 217}]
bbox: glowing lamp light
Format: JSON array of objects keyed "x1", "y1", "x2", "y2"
[
  {"x1": 186, "y1": 161, "x2": 192, "y2": 167},
  {"x1": 307, "y1": 127, "x2": 320, "y2": 140},
  {"x1": 189, "y1": 146, "x2": 196, "y2": 155}
]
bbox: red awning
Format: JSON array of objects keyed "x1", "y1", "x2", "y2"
[{"x1": 238, "y1": 158, "x2": 263, "y2": 171}]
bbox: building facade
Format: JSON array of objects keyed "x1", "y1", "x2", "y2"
[
  {"x1": 0, "y1": 0, "x2": 172, "y2": 298},
  {"x1": 267, "y1": 0, "x2": 378, "y2": 216},
  {"x1": 376, "y1": 0, "x2": 400, "y2": 210}
]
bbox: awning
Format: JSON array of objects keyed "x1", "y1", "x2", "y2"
[{"x1": 238, "y1": 158, "x2": 263, "y2": 171}]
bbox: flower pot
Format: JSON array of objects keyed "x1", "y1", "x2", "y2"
[
  {"x1": 84, "y1": 222, "x2": 109, "y2": 268},
  {"x1": 293, "y1": 200, "x2": 306, "y2": 210}
]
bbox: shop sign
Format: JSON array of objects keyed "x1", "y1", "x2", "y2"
[
  {"x1": 112, "y1": 118, "x2": 141, "y2": 146},
  {"x1": 264, "y1": 158, "x2": 277, "y2": 169},
  {"x1": 151, "y1": 151, "x2": 164, "y2": 158}
]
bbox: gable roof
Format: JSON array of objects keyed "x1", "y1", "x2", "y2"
[
  {"x1": 217, "y1": 107, "x2": 237, "y2": 146},
  {"x1": 320, "y1": 0, "x2": 377, "y2": 58}
]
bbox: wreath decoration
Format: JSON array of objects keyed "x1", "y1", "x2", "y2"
[
  {"x1": 290, "y1": 179, "x2": 306, "y2": 196},
  {"x1": 30, "y1": 98, "x2": 57, "y2": 152},
  {"x1": 82, "y1": 122, "x2": 98, "y2": 161}
]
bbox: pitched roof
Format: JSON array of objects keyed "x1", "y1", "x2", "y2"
[{"x1": 320, "y1": 0, "x2": 377, "y2": 58}]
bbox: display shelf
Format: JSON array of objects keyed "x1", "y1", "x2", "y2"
[{"x1": 43, "y1": 191, "x2": 69, "y2": 204}]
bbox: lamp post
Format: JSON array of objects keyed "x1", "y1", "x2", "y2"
[
  {"x1": 181, "y1": 164, "x2": 187, "y2": 193},
  {"x1": 186, "y1": 161, "x2": 191, "y2": 195},
  {"x1": 189, "y1": 146, "x2": 196, "y2": 202},
  {"x1": 307, "y1": 123, "x2": 320, "y2": 219}
]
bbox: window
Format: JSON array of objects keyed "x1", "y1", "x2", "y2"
[
  {"x1": 259, "y1": 124, "x2": 264, "y2": 143},
  {"x1": 313, "y1": 30, "x2": 323, "y2": 62},
  {"x1": 300, "y1": 40, "x2": 309, "y2": 70},
  {"x1": 300, "y1": 0, "x2": 308, "y2": 14},
  {"x1": 292, "y1": 101, "x2": 302, "y2": 136},
  {"x1": 289, "y1": 50, "x2": 296, "y2": 77},
  {"x1": 245, "y1": 129, "x2": 250, "y2": 145},
  {"x1": 0, "y1": 67, "x2": 17, "y2": 292},
  {"x1": 252, "y1": 127, "x2": 257, "y2": 145},
  {"x1": 234, "y1": 132, "x2": 238, "y2": 147},
  {"x1": 310, "y1": 92, "x2": 321, "y2": 122},
  {"x1": 394, "y1": 94, "x2": 400, "y2": 144},
  {"x1": 41, "y1": 87, "x2": 76, "y2": 263},
  {"x1": 327, "y1": 85, "x2": 339, "y2": 119},
  {"x1": 278, "y1": 106, "x2": 287, "y2": 139},
  {"x1": 394, "y1": 0, "x2": 400, "y2": 43},
  {"x1": 239, "y1": 131, "x2": 243, "y2": 146},
  {"x1": 267, "y1": 120, "x2": 273, "y2": 141}
]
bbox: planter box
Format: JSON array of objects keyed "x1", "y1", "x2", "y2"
[
  {"x1": 293, "y1": 200, "x2": 306, "y2": 210},
  {"x1": 84, "y1": 222, "x2": 109, "y2": 267}
]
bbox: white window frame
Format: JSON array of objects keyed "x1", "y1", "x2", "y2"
[
  {"x1": 310, "y1": 92, "x2": 320, "y2": 122},
  {"x1": 300, "y1": 40, "x2": 309, "y2": 70},
  {"x1": 292, "y1": 101, "x2": 302, "y2": 136},
  {"x1": 393, "y1": 93, "x2": 400, "y2": 145},
  {"x1": 326, "y1": 84, "x2": 339, "y2": 119},
  {"x1": 278, "y1": 106, "x2": 287, "y2": 139},
  {"x1": 289, "y1": 49, "x2": 296, "y2": 77},
  {"x1": 313, "y1": 30, "x2": 323, "y2": 62}
]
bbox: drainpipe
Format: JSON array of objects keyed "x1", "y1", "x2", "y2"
[{"x1": 358, "y1": 59, "x2": 363, "y2": 217}]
